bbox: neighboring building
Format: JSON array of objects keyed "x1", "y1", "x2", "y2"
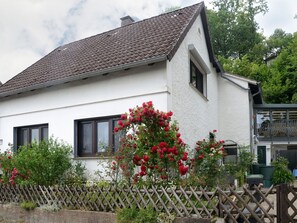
[
  {"x1": 0, "y1": 2, "x2": 295, "y2": 175},
  {"x1": 254, "y1": 104, "x2": 297, "y2": 170}
]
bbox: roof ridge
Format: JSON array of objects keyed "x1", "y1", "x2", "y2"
[{"x1": 60, "y1": 3, "x2": 203, "y2": 49}]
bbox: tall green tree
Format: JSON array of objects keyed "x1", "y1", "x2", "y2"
[
  {"x1": 207, "y1": 0, "x2": 268, "y2": 58},
  {"x1": 262, "y1": 33, "x2": 297, "y2": 103}
]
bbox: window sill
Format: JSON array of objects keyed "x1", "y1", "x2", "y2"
[{"x1": 74, "y1": 155, "x2": 115, "y2": 160}]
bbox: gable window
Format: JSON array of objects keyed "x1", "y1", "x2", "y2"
[
  {"x1": 75, "y1": 116, "x2": 121, "y2": 157},
  {"x1": 14, "y1": 124, "x2": 48, "y2": 149},
  {"x1": 190, "y1": 59, "x2": 207, "y2": 96}
]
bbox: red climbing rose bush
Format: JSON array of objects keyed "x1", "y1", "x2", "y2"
[
  {"x1": 0, "y1": 148, "x2": 27, "y2": 185},
  {"x1": 114, "y1": 101, "x2": 189, "y2": 185},
  {"x1": 190, "y1": 130, "x2": 225, "y2": 187}
]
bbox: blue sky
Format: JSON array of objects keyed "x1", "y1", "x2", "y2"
[{"x1": 0, "y1": 0, "x2": 296, "y2": 84}]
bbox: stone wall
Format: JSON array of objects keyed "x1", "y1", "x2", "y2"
[{"x1": 0, "y1": 204, "x2": 213, "y2": 223}]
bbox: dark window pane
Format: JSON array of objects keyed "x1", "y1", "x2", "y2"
[
  {"x1": 191, "y1": 69, "x2": 197, "y2": 87},
  {"x1": 113, "y1": 120, "x2": 123, "y2": 152},
  {"x1": 31, "y1": 128, "x2": 39, "y2": 143},
  {"x1": 190, "y1": 60, "x2": 204, "y2": 94},
  {"x1": 81, "y1": 123, "x2": 93, "y2": 154},
  {"x1": 191, "y1": 64, "x2": 196, "y2": 86},
  {"x1": 42, "y1": 127, "x2": 48, "y2": 141},
  {"x1": 21, "y1": 129, "x2": 28, "y2": 146},
  {"x1": 97, "y1": 122, "x2": 109, "y2": 152},
  {"x1": 196, "y1": 70, "x2": 203, "y2": 93}
]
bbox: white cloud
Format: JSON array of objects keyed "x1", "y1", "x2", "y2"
[
  {"x1": 0, "y1": 0, "x2": 296, "y2": 84},
  {"x1": 256, "y1": 0, "x2": 297, "y2": 36}
]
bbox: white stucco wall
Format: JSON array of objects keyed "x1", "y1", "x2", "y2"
[
  {"x1": 168, "y1": 14, "x2": 220, "y2": 149},
  {"x1": 0, "y1": 62, "x2": 168, "y2": 176},
  {"x1": 218, "y1": 75, "x2": 251, "y2": 146}
]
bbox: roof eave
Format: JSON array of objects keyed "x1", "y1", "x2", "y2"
[{"x1": 0, "y1": 55, "x2": 167, "y2": 99}]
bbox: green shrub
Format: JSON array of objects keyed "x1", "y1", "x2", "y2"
[
  {"x1": 116, "y1": 206, "x2": 138, "y2": 223},
  {"x1": 272, "y1": 157, "x2": 294, "y2": 185},
  {"x1": 20, "y1": 201, "x2": 37, "y2": 210},
  {"x1": 116, "y1": 206, "x2": 157, "y2": 223},
  {"x1": 14, "y1": 138, "x2": 72, "y2": 186},
  {"x1": 134, "y1": 207, "x2": 157, "y2": 223}
]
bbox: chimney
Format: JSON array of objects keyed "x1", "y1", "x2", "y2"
[{"x1": 120, "y1": 16, "x2": 134, "y2": 27}]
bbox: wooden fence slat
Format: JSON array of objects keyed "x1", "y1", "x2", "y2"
[
  {"x1": 181, "y1": 186, "x2": 202, "y2": 217},
  {"x1": 110, "y1": 186, "x2": 126, "y2": 209},
  {"x1": 230, "y1": 186, "x2": 264, "y2": 222},
  {"x1": 217, "y1": 187, "x2": 251, "y2": 222},
  {"x1": 199, "y1": 187, "x2": 217, "y2": 217},
  {"x1": 151, "y1": 185, "x2": 171, "y2": 215},
  {"x1": 160, "y1": 186, "x2": 184, "y2": 217},
  {"x1": 92, "y1": 186, "x2": 105, "y2": 211},
  {"x1": 143, "y1": 186, "x2": 160, "y2": 212},
  {"x1": 243, "y1": 186, "x2": 275, "y2": 222}
]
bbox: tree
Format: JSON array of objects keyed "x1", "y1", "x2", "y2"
[
  {"x1": 207, "y1": 0, "x2": 268, "y2": 58},
  {"x1": 262, "y1": 33, "x2": 297, "y2": 103},
  {"x1": 265, "y1": 29, "x2": 293, "y2": 61}
]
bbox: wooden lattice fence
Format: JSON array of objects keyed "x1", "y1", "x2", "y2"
[
  {"x1": 0, "y1": 184, "x2": 277, "y2": 222},
  {"x1": 277, "y1": 184, "x2": 297, "y2": 223}
]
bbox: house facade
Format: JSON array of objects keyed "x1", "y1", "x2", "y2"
[{"x1": 0, "y1": 2, "x2": 262, "y2": 176}]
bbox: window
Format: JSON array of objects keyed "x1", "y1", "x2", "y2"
[
  {"x1": 223, "y1": 140, "x2": 238, "y2": 164},
  {"x1": 190, "y1": 59, "x2": 207, "y2": 96},
  {"x1": 75, "y1": 116, "x2": 121, "y2": 157},
  {"x1": 14, "y1": 124, "x2": 48, "y2": 149}
]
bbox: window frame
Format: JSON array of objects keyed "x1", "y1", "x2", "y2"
[
  {"x1": 74, "y1": 116, "x2": 120, "y2": 157},
  {"x1": 14, "y1": 124, "x2": 49, "y2": 150},
  {"x1": 190, "y1": 58, "x2": 207, "y2": 97}
]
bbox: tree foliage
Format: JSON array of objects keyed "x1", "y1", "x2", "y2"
[
  {"x1": 207, "y1": 0, "x2": 297, "y2": 103},
  {"x1": 262, "y1": 33, "x2": 297, "y2": 103},
  {"x1": 208, "y1": 0, "x2": 268, "y2": 58}
]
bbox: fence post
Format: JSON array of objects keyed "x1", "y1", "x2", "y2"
[
  {"x1": 277, "y1": 184, "x2": 289, "y2": 223},
  {"x1": 216, "y1": 189, "x2": 224, "y2": 218}
]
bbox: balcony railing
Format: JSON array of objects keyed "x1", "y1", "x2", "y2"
[{"x1": 254, "y1": 105, "x2": 297, "y2": 141}]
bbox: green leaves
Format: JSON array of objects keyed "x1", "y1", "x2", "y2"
[
  {"x1": 14, "y1": 138, "x2": 72, "y2": 186},
  {"x1": 262, "y1": 33, "x2": 297, "y2": 103},
  {"x1": 208, "y1": 0, "x2": 268, "y2": 58},
  {"x1": 272, "y1": 157, "x2": 294, "y2": 185}
]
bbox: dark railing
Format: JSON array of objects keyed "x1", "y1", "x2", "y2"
[
  {"x1": 254, "y1": 105, "x2": 297, "y2": 141},
  {"x1": 257, "y1": 120, "x2": 297, "y2": 140}
]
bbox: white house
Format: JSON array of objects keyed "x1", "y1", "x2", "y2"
[{"x1": 0, "y1": 2, "x2": 264, "y2": 174}]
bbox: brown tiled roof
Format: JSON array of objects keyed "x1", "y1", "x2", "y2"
[{"x1": 0, "y1": 2, "x2": 208, "y2": 97}]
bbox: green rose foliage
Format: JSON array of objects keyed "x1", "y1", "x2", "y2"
[
  {"x1": 192, "y1": 131, "x2": 225, "y2": 187},
  {"x1": 114, "y1": 101, "x2": 189, "y2": 185}
]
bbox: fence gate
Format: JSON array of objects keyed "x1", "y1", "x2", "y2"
[{"x1": 277, "y1": 184, "x2": 297, "y2": 223}]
